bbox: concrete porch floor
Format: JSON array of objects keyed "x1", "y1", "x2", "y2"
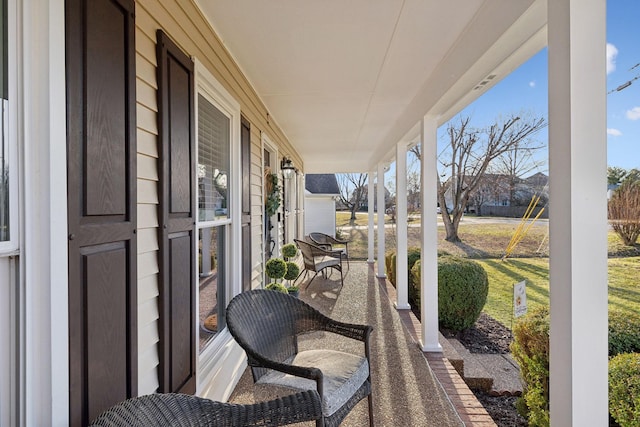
[{"x1": 229, "y1": 261, "x2": 495, "y2": 426}]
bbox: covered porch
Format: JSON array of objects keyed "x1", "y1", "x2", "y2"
[
  {"x1": 3, "y1": 0, "x2": 609, "y2": 425},
  {"x1": 229, "y1": 261, "x2": 489, "y2": 426}
]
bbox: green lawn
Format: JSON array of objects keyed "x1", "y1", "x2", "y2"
[
  {"x1": 335, "y1": 213, "x2": 640, "y2": 330},
  {"x1": 476, "y1": 257, "x2": 640, "y2": 328}
]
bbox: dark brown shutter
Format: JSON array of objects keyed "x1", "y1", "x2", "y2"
[
  {"x1": 156, "y1": 30, "x2": 197, "y2": 394},
  {"x1": 241, "y1": 117, "x2": 252, "y2": 292},
  {"x1": 66, "y1": 0, "x2": 137, "y2": 425}
]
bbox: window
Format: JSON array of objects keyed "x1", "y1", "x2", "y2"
[
  {"x1": 0, "y1": 0, "x2": 15, "y2": 251},
  {"x1": 195, "y1": 61, "x2": 240, "y2": 356}
]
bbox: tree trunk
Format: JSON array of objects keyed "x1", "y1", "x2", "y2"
[
  {"x1": 444, "y1": 221, "x2": 460, "y2": 242},
  {"x1": 350, "y1": 205, "x2": 357, "y2": 220}
]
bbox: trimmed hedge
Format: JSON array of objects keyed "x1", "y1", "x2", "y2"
[
  {"x1": 284, "y1": 261, "x2": 300, "y2": 281},
  {"x1": 609, "y1": 310, "x2": 640, "y2": 356},
  {"x1": 407, "y1": 255, "x2": 488, "y2": 332},
  {"x1": 265, "y1": 258, "x2": 287, "y2": 280},
  {"x1": 282, "y1": 243, "x2": 298, "y2": 260},
  {"x1": 609, "y1": 352, "x2": 640, "y2": 427},
  {"x1": 265, "y1": 282, "x2": 288, "y2": 293},
  {"x1": 437, "y1": 256, "x2": 489, "y2": 331},
  {"x1": 510, "y1": 306, "x2": 550, "y2": 427},
  {"x1": 385, "y1": 247, "x2": 421, "y2": 289}
]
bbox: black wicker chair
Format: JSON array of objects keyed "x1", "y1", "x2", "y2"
[
  {"x1": 89, "y1": 391, "x2": 322, "y2": 426},
  {"x1": 308, "y1": 233, "x2": 350, "y2": 268},
  {"x1": 294, "y1": 239, "x2": 343, "y2": 289},
  {"x1": 227, "y1": 290, "x2": 374, "y2": 427}
]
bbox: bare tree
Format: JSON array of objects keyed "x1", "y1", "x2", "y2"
[
  {"x1": 438, "y1": 115, "x2": 546, "y2": 241},
  {"x1": 336, "y1": 173, "x2": 368, "y2": 220},
  {"x1": 608, "y1": 182, "x2": 640, "y2": 246},
  {"x1": 492, "y1": 139, "x2": 545, "y2": 205}
]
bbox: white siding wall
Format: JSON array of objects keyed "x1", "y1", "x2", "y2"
[
  {"x1": 134, "y1": 0, "x2": 302, "y2": 397},
  {"x1": 304, "y1": 196, "x2": 336, "y2": 237}
]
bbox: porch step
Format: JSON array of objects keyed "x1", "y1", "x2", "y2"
[
  {"x1": 448, "y1": 339, "x2": 494, "y2": 392},
  {"x1": 438, "y1": 332, "x2": 464, "y2": 376}
]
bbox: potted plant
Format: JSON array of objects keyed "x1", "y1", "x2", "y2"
[
  {"x1": 282, "y1": 243, "x2": 298, "y2": 261},
  {"x1": 265, "y1": 282, "x2": 288, "y2": 293},
  {"x1": 265, "y1": 257, "x2": 287, "y2": 286},
  {"x1": 284, "y1": 261, "x2": 301, "y2": 297}
]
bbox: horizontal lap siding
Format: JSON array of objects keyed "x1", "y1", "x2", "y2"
[
  {"x1": 134, "y1": 0, "x2": 302, "y2": 394},
  {"x1": 135, "y1": 14, "x2": 161, "y2": 395}
]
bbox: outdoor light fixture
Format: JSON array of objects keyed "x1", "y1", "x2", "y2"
[{"x1": 281, "y1": 157, "x2": 295, "y2": 179}]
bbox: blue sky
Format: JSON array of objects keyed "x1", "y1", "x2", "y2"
[{"x1": 440, "y1": 0, "x2": 640, "y2": 174}]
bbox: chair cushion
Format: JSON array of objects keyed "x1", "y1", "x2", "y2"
[
  {"x1": 256, "y1": 349, "x2": 369, "y2": 417},
  {"x1": 313, "y1": 255, "x2": 340, "y2": 271}
]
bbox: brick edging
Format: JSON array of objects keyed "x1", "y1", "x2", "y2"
[{"x1": 377, "y1": 273, "x2": 497, "y2": 426}]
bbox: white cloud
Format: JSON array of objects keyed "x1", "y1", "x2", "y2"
[
  {"x1": 529, "y1": 81, "x2": 536, "y2": 88},
  {"x1": 626, "y1": 107, "x2": 640, "y2": 120},
  {"x1": 607, "y1": 128, "x2": 622, "y2": 136},
  {"x1": 607, "y1": 43, "x2": 618, "y2": 74}
]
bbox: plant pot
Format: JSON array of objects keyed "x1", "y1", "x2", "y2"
[{"x1": 288, "y1": 289, "x2": 299, "y2": 298}]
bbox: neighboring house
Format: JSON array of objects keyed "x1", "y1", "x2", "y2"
[
  {"x1": 304, "y1": 174, "x2": 340, "y2": 237},
  {"x1": 0, "y1": 1, "x2": 610, "y2": 426}
]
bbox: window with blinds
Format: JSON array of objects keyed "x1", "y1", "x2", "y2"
[{"x1": 198, "y1": 94, "x2": 230, "y2": 222}]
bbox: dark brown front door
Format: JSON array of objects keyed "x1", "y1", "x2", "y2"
[
  {"x1": 156, "y1": 30, "x2": 197, "y2": 394},
  {"x1": 66, "y1": 0, "x2": 137, "y2": 425}
]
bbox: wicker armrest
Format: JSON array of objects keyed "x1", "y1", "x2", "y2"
[
  {"x1": 323, "y1": 319, "x2": 373, "y2": 343},
  {"x1": 308, "y1": 244, "x2": 342, "y2": 259},
  {"x1": 89, "y1": 391, "x2": 323, "y2": 427},
  {"x1": 245, "y1": 347, "x2": 324, "y2": 381}
]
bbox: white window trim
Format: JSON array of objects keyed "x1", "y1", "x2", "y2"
[
  {"x1": 0, "y1": 0, "x2": 18, "y2": 255},
  {"x1": 193, "y1": 58, "x2": 242, "y2": 390},
  {"x1": 261, "y1": 133, "x2": 280, "y2": 260}
]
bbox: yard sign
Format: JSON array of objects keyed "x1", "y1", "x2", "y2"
[{"x1": 513, "y1": 280, "x2": 528, "y2": 318}]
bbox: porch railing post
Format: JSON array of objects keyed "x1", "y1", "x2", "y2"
[
  {"x1": 376, "y1": 163, "x2": 386, "y2": 278},
  {"x1": 395, "y1": 141, "x2": 410, "y2": 309}
]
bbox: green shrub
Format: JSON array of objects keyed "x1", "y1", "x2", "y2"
[
  {"x1": 265, "y1": 258, "x2": 287, "y2": 281},
  {"x1": 265, "y1": 282, "x2": 288, "y2": 293},
  {"x1": 410, "y1": 260, "x2": 421, "y2": 308},
  {"x1": 609, "y1": 310, "x2": 640, "y2": 356},
  {"x1": 385, "y1": 252, "x2": 396, "y2": 287},
  {"x1": 437, "y1": 256, "x2": 488, "y2": 331},
  {"x1": 510, "y1": 306, "x2": 550, "y2": 427},
  {"x1": 284, "y1": 262, "x2": 300, "y2": 281},
  {"x1": 385, "y1": 247, "x2": 420, "y2": 289},
  {"x1": 282, "y1": 243, "x2": 298, "y2": 260},
  {"x1": 609, "y1": 353, "x2": 640, "y2": 426}
]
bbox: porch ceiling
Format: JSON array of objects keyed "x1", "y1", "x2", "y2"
[{"x1": 198, "y1": 0, "x2": 547, "y2": 173}]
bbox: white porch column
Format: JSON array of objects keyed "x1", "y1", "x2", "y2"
[
  {"x1": 548, "y1": 1, "x2": 608, "y2": 426},
  {"x1": 22, "y1": 0, "x2": 69, "y2": 425},
  {"x1": 395, "y1": 142, "x2": 410, "y2": 309},
  {"x1": 420, "y1": 117, "x2": 441, "y2": 352},
  {"x1": 367, "y1": 171, "x2": 375, "y2": 263},
  {"x1": 376, "y1": 163, "x2": 386, "y2": 278}
]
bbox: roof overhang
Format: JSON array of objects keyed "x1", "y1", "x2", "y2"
[{"x1": 198, "y1": 0, "x2": 547, "y2": 173}]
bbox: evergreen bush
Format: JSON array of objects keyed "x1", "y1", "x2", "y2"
[
  {"x1": 609, "y1": 352, "x2": 640, "y2": 427},
  {"x1": 609, "y1": 310, "x2": 640, "y2": 356},
  {"x1": 265, "y1": 258, "x2": 287, "y2": 282},
  {"x1": 284, "y1": 261, "x2": 300, "y2": 281},
  {"x1": 265, "y1": 282, "x2": 288, "y2": 293},
  {"x1": 410, "y1": 260, "x2": 421, "y2": 308},
  {"x1": 510, "y1": 306, "x2": 550, "y2": 427},
  {"x1": 282, "y1": 243, "x2": 298, "y2": 260},
  {"x1": 437, "y1": 256, "x2": 488, "y2": 331},
  {"x1": 385, "y1": 252, "x2": 396, "y2": 286}
]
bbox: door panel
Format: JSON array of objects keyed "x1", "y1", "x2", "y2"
[
  {"x1": 66, "y1": 0, "x2": 137, "y2": 425},
  {"x1": 156, "y1": 30, "x2": 197, "y2": 394}
]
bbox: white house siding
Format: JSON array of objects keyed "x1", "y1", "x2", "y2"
[
  {"x1": 134, "y1": 0, "x2": 302, "y2": 398},
  {"x1": 304, "y1": 196, "x2": 336, "y2": 237}
]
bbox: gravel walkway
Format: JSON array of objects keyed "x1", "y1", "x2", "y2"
[{"x1": 229, "y1": 261, "x2": 463, "y2": 426}]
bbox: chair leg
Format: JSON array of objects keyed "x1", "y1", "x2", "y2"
[{"x1": 367, "y1": 393, "x2": 374, "y2": 426}]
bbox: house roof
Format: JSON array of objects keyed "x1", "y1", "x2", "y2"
[
  {"x1": 199, "y1": 0, "x2": 546, "y2": 173},
  {"x1": 305, "y1": 174, "x2": 340, "y2": 195}
]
